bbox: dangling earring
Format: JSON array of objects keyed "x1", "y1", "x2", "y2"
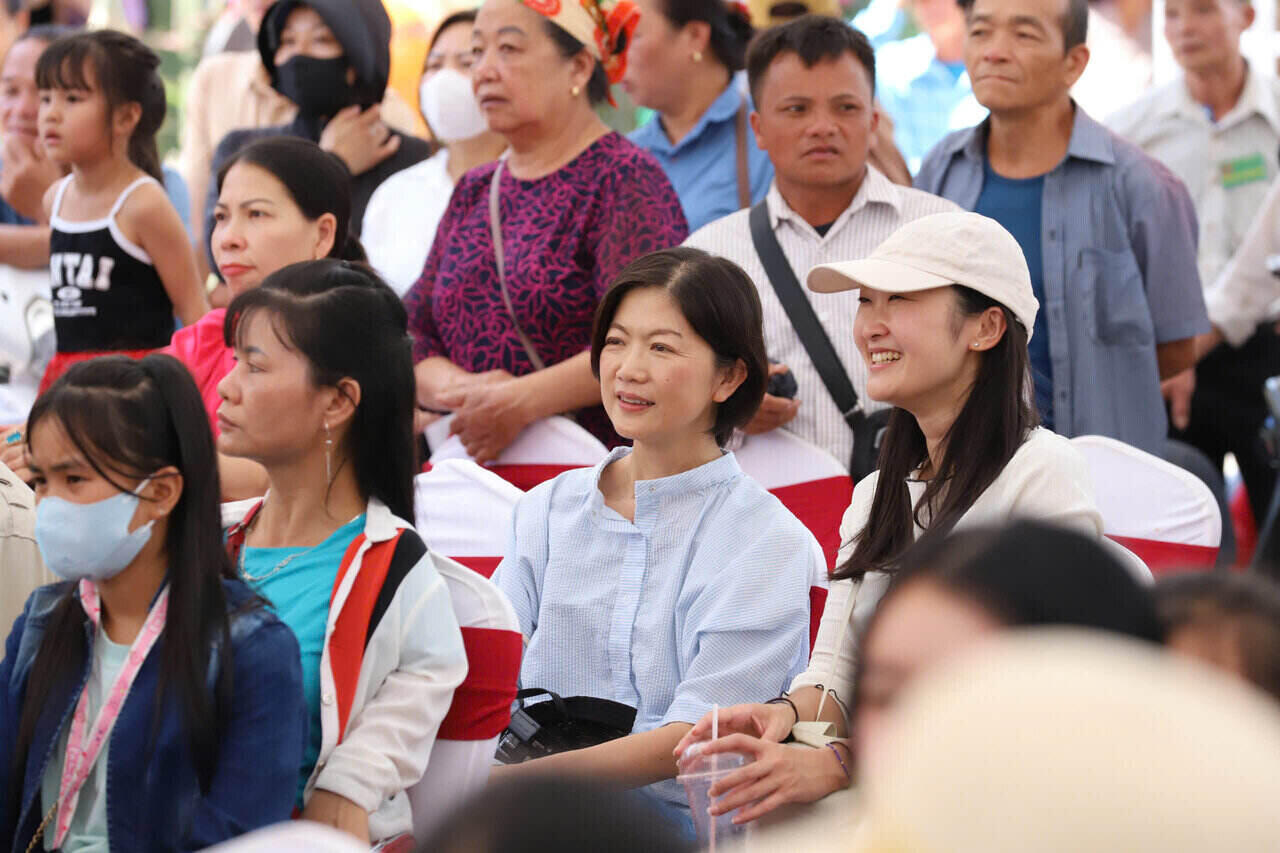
[
  {"x1": 323, "y1": 421, "x2": 334, "y2": 484},
  {"x1": 571, "y1": 84, "x2": 581, "y2": 97},
  {"x1": 692, "y1": 50, "x2": 703, "y2": 62}
]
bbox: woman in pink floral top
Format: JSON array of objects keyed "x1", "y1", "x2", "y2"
[{"x1": 406, "y1": 0, "x2": 688, "y2": 458}]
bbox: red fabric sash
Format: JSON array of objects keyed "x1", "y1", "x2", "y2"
[
  {"x1": 453, "y1": 556, "x2": 501, "y2": 579},
  {"x1": 808, "y1": 585, "x2": 828, "y2": 655},
  {"x1": 770, "y1": 476, "x2": 854, "y2": 572},
  {"x1": 488, "y1": 463, "x2": 582, "y2": 492},
  {"x1": 439, "y1": 626, "x2": 523, "y2": 740},
  {"x1": 1107, "y1": 535, "x2": 1218, "y2": 576}
]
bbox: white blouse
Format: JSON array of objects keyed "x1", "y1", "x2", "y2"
[
  {"x1": 790, "y1": 428, "x2": 1104, "y2": 708},
  {"x1": 362, "y1": 150, "x2": 454, "y2": 297}
]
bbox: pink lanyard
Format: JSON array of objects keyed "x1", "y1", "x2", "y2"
[{"x1": 51, "y1": 579, "x2": 169, "y2": 849}]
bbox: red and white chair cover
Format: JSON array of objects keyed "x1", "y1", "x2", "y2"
[
  {"x1": 1071, "y1": 435, "x2": 1222, "y2": 575},
  {"x1": 733, "y1": 430, "x2": 847, "y2": 651},
  {"x1": 406, "y1": 555, "x2": 522, "y2": 841},
  {"x1": 414, "y1": 459, "x2": 523, "y2": 579},
  {"x1": 410, "y1": 459, "x2": 523, "y2": 839},
  {"x1": 426, "y1": 414, "x2": 608, "y2": 491}
]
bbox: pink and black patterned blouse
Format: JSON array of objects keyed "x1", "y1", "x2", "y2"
[{"x1": 405, "y1": 132, "x2": 689, "y2": 446}]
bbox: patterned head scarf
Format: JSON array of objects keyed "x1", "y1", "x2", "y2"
[{"x1": 522, "y1": 0, "x2": 639, "y2": 106}]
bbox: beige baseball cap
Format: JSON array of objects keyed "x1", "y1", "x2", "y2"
[{"x1": 806, "y1": 211, "x2": 1040, "y2": 342}]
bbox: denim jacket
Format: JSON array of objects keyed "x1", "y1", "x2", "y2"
[{"x1": 0, "y1": 579, "x2": 306, "y2": 853}]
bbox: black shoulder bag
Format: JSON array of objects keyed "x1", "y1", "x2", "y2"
[
  {"x1": 749, "y1": 200, "x2": 890, "y2": 481},
  {"x1": 495, "y1": 688, "x2": 636, "y2": 764}
]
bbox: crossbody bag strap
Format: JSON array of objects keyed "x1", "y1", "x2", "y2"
[
  {"x1": 748, "y1": 200, "x2": 863, "y2": 429},
  {"x1": 488, "y1": 162, "x2": 546, "y2": 371},
  {"x1": 735, "y1": 99, "x2": 751, "y2": 210}
]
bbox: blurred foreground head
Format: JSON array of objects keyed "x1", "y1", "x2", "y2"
[
  {"x1": 855, "y1": 630, "x2": 1280, "y2": 852},
  {"x1": 418, "y1": 775, "x2": 695, "y2": 853},
  {"x1": 1156, "y1": 571, "x2": 1280, "y2": 703}
]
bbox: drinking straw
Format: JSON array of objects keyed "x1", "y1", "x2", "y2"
[{"x1": 710, "y1": 704, "x2": 719, "y2": 850}]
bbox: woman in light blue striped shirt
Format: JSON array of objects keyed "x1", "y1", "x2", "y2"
[{"x1": 492, "y1": 248, "x2": 823, "y2": 821}]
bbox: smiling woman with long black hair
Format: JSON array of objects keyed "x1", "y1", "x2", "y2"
[{"x1": 677, "y1": 211, "x2": 1112, "y2": 821}]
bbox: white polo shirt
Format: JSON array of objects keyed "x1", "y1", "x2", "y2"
[
  {"x1": 1107, "y1": 64, "x2": 1280, "y2": 288},
  {"x1": 683, "y1": 167, "x2": 958, "y2": 469}
]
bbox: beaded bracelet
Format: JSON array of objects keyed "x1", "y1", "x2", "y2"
[
  {"x1": 825, "y1": 741, "x2": 852, "y2": 782},
  {"x1": 766, "y1": 695, "x2": 800, "y2": 727}
]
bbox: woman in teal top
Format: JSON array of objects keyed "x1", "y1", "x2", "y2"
[
  {"x1": 218, "y1": 260, "x2": 466, "y2": 845},
  {"x1": 623, "y1": 0, "x2": 773, "y2": 231}
]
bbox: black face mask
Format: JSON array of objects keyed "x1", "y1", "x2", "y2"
[{"x1": 274, "y1": 55, "x2": 358, "y2": 118}]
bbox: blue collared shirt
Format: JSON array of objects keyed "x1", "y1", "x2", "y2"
[
  {"x1": 915, "y1": 108, "x2": 1210, "y2": 456},
  {"x1": 630, "y1": 83, "x2": 774, "y2": 232},
  {"x1": 875, "y1": 33, "x2": 988, "y2": 173},
  {"x1": 494, "y1": 447, "x2": 819, "y2": 808}
]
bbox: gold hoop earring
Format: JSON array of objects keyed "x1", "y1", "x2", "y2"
[
  {"x1": 692, "y1": 50, "x2": 703, "y2": 62},
  {"x1": 571, "y1": 84, "x2": 581, "y2": 97},
  {"x1": 323, "y1": 421, "x2": 334, "y2": 484}
]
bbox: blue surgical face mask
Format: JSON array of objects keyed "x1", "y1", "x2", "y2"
[{"x1": 35, "y1": 478, "x2": 156, "y2": 582}]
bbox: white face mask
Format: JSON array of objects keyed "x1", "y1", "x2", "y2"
[
  {"x1": 35, "y1": 478, "x2": 155, "y2": 582},
  {"x1": 420, "y1": 67, "x2": 489, "y2": 144}
]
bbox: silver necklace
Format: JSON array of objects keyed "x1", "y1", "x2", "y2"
[{"x1": 237, "y1": 509, "x2": 328, "y2": 584}]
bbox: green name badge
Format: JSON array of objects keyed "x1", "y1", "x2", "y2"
[{"x1": 1221, "y1": 153, "x2": 1270, "y2": 189}]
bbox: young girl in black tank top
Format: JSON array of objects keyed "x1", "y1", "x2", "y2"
[{"x1": 35, "y1": 30, "x2": 206, "y2": 393}]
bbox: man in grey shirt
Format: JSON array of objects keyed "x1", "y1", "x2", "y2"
[{"x1": 915, "y1": 0, "x2": 1208, "y2": 458}]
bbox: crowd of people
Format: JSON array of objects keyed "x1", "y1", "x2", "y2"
[{"x1": 0, "y1": 0, "x2": 1279, "y2": 849}]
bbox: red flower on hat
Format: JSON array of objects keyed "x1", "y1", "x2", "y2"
[{"x1": 524, "y1": 0, "x2": 562, "y2": 16}]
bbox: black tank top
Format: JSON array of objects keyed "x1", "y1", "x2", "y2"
[{"x1": 48, "y1": 175, "x2": 174, "y2": 353}]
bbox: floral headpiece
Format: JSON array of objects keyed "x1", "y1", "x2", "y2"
[{"x1": 522, "y1": 0, "x2": 640, "y2": 106}]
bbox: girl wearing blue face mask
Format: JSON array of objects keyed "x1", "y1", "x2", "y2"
[{"x1": 0, "y1": 354, "x2": 306, "y2": 853}]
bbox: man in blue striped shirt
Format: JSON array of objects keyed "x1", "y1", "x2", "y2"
[{"x1": 915, "y1": 0, "x2": 1209, "y2": 457}]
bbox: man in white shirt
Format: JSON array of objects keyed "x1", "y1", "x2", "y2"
[
  {"x1": 684, "y1": 16, "x2": 957, "y2": 470},
  {"x1": 1107, "y1": 0, "x2": 1280, "y2": 524}
]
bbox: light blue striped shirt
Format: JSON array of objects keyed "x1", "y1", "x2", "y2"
[{"x1": 494, "y1": 447, "x2": 820, "y2": 808}]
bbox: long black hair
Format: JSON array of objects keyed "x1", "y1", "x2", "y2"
[
  {"x1": 223, "y1": 260, "x2": 416, "y2": 521},
  {"x1": 215, "y1": 135, "x2": 361, "y2": 263},
  {"x1": 35, "y1": 29, "x2": 166, "y2": 181},
  {"x1": 835, "y1": 286, "x2": 1039, "y2": 582},
  {"x1": 12, "y1": 355, "x2": 236, "y2": 802},
  {"x1": 590, "y1": 247, "x2": 768, "y2": 447}
]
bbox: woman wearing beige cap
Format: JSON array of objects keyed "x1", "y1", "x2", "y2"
[{"x1": 675, "y1": 211, "x2": 1107, "y2": 822}]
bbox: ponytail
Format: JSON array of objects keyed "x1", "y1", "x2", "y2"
[{"x1": 129, "y1": 72, "x2": 166, "y2": 182}]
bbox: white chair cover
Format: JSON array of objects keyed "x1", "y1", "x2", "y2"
[{"x1": 1070, "y1": 435, "x2": 1221, "y2": 547}]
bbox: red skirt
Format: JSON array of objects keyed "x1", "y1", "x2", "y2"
[{"x1": 39, "y1": 349, "x2": 161, "y2": 394}]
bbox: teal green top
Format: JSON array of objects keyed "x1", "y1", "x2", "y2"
[{"x1": 242, "y1": 514, "x2": 365, "y2": 806}]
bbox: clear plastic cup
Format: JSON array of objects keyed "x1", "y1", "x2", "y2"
[{"x1": 677, "y1": 748, "x2": 752, "y2": 848}]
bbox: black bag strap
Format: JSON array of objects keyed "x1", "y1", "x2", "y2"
[{"x1": 749, "y1": 200, "x2": 863, "y2": 429}]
